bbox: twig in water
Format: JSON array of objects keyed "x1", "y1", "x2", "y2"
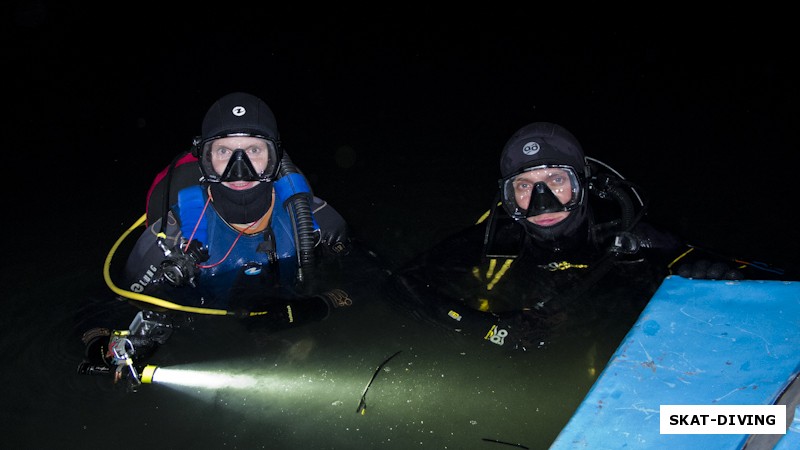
[
  {"x1": 356, "y1": 350, "x2": 402, "y2": 415},
  {"x1": 482, "y1": 438, "x2": 529, "y2": 449}
]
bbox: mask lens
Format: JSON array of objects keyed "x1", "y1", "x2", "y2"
[
  {"x1": 199, "y1": 135, "x2": 279, "y2": 182},
  {"x1": 501, "y1": 165, "x2": 582, "y2": 218}
]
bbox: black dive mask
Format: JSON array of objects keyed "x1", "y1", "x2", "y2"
[
  {"x1": 500, "y1": 164, "x2": 585, "y2": 221},
  {"x1": 195, "y1": 135, "x2": 282, "y2": 184}
]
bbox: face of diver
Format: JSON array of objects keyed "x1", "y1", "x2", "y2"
[
  {"x1": 510, "y1": 167, "x2": 575, "y2": 227},
  {"x1": 208, "y1": 136, "x2": 272, "y2": 191}
]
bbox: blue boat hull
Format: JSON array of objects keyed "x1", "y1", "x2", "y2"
[{"x1": 551, "y1": 275, "x2": 800, "y2": 449}]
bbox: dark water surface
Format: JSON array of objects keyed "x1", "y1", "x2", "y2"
[
  {"x1": 3, "y1": 211, "x2": 633, "y2": 449},
  {"x1": 6, "y1": 15, "x2": 798, "y2": 450}
]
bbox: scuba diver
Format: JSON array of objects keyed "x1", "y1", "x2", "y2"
[
  {"x1": 79, "y1": 92, "x2": 372, "y2": 384},
  {"x1": 386, "y1": 121, "x2": 770, "y2": 351}
]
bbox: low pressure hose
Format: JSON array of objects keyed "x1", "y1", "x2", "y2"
[
  {"x1": 606, "y1": 182, "x2": 635, "y2": 230},
  {"x1": 277, "y1": 152, "x2": 317, "y2": 283}
]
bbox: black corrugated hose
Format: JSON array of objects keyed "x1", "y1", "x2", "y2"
[{"x1": 278, "y1": 152, "x2": 317, "y2": 283}]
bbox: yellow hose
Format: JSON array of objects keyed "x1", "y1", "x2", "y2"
[{"x1": 103, "y1": 213, "x2": 263, "y2": 317}]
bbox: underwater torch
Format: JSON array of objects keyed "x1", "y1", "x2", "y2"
[{"x1": 140, "y1": 365, "x2": 159, "y2": 384}]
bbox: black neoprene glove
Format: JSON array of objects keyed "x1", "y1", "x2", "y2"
[
  {"x1": 314, "y1": 203, "x2": 350, "y2": 256},
  {"x1": 243, "y1": 289, "x2": 353, "y2": 331},
  {"x1": 676, "y1": 259, "x2": 744, "y2": 280}
]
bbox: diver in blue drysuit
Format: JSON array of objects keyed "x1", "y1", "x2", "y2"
[
  {"x1": 387, "y1": 122, "x2": 757, "y2": 351},
  {"x1": 121, "y1": 92, "x2": 359, "y2": 322},
  {"x1": 79, "y1": 93, "x2": 384, "y2": 381}
]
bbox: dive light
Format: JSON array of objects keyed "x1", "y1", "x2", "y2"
[{"x1": 140, "y1": 365, "x2": 158, "y2": 384}]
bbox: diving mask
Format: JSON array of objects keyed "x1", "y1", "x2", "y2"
[
  {"x1": 196, "y1": 134, "x2": 281, "y2": 183},
  {"x1": 500, "y1": 164, "x2": 585, "y2": 220}
]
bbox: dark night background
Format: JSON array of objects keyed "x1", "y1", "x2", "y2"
[
  {"x1": 8, "y1": 9, "x2": 798, "y2": 275},
  {"x1": 4, "y1": 5, "x2": 799, "y2": 449}
]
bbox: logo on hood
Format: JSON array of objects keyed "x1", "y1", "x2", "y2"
[{"x1": 522, "y1": 141, "x2": 541, "y2": 156}]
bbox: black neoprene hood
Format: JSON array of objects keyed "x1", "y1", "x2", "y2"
[
  {"x1": 500, "y1": 122, "x2": 587, "y2": 178},
  {"x1": 200, "y1": 92, "x2": 280, "y2": 142}
]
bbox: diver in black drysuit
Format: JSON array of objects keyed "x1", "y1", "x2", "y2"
[{"x1": 386, "y1": 122, "x2": 749, "y2": 351}]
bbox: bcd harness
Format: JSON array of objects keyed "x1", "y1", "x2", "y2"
[{"x1": 173, "y1": 173, "x2": 321, "y2": 279}]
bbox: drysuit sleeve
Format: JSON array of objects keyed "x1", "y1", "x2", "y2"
[
  {"x1": 384, "y1": 224, "x2": 541, "y2": 350},
  {"x1": 386, "y1": 267, "x2": 497, "y2": 336},
  {"x1": 234, "y1": 289, "x2": 354, "y2": 331},
  {"x1": 632, "y1": 222, "x2": 788, "y2": 280},
  {"x1": 667, "y1": 243, "x2": 790, "y2": 281},
  {"x1": 312, "y1": 196, "x2": 351, "y2": 257},
  {"x1": 387, "y1": 262, "x2": 543, "y2": 351}
]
